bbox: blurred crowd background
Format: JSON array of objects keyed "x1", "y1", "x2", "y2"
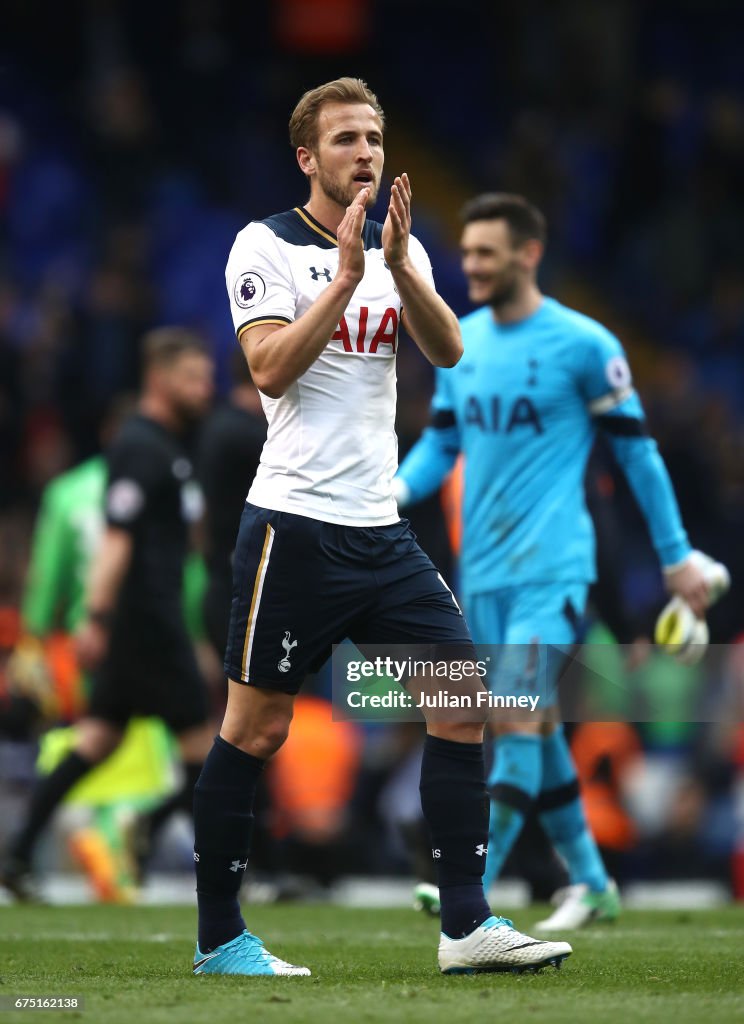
[{"x1": 1, "y1": 0, "x2": 743, "y2": 902}]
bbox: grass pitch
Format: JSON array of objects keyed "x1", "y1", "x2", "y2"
[{"x1": 0, "y1": 903, "x2": 742, "y2": 1023}]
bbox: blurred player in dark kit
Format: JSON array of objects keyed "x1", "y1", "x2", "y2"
[{"x1": 1, "y1": 329, "x2": 215, "y2": 900}]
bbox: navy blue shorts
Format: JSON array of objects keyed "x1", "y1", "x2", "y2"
[
  {"x1": 224, "y1": 503, "x2": 473, "y2": 694},
  {"x1": 88, "y1": 613, "x2": 209, "y2": 733}
]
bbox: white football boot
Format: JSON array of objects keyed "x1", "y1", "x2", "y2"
[
  {"x1": 438, "y1": 915, "x2": 572, "y2": 974},
  {"x1": 535, "y1": 880, "x2": 621, "y2": 931}
]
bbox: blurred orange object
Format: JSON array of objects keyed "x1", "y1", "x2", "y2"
[
  {"x1": 570, "y1": 722, "x2": 642, "y2": 852},
  {"x1": 68, "y1": 828, "x2": 136, "y2": 905},
  {"x1": 44, "y1": 633, "x2": 87, "y2": 721},
  {"x1": 440, "y1": 455, "x2": 464, "y2": 558},
  {"x1": 268, "y1": 695, "x2": 362, "y2": 842}
]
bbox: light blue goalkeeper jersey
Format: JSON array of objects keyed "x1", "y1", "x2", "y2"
[{"x1": 397, "y1": 297, "x2": 691, "y2": 595}]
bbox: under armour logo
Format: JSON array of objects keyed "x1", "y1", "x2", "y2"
[
  {"x1": 229, "y1": 859, "x2": 248, "y2": 873},
  {"x1": 475, "y1": 844, "x2": 488, "y2": 857},
  {"x1": 310, "y1": 266, "x2": 332, "y2": 282}
]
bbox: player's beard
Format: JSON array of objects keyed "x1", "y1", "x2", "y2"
[
  {"x1": 172, "y1": 394, "x2": 210, "y2": 428},
  {"x1": 485, "y1": 265, "x2": 521, "y2": 311},
  {"x1": 317, "y1": 165, "x2": 378, "y2": 209}
]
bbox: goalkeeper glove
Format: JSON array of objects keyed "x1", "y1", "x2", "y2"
[{"x1": 655, "y1": 551, "x2": 730, "y2": 665}]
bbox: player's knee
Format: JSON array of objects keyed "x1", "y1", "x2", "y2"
[
  {"x1": 222, "y1": 714, "x2": 291, "y2": 759},
  {"x1": 253, "y1": 717, "x2": 291, "y2": 758},
  {"x1": 221, "y1": 680, "x2": 295, "y2": 758}
]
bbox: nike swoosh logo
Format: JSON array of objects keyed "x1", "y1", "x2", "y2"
[
  {"x1": 503, "y1": 941, "x2": 546, "y2": 951},
  {"x1": 193, "y1": 952, "x2": 220, "y2": 971}
]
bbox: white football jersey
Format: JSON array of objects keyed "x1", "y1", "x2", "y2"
[{"x1": 225, "y1": 207, "x2": 435, "y2": 526}]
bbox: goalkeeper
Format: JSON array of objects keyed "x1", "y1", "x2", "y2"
[{"x1": 395, "y1": 193, "x2": 719, "y2": 930}]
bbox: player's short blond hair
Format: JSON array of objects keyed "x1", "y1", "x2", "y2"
[
  {"x1": 141, "y1": 327, "x2": 209, "y2": 373},
  {"x1": 289, "y1": 78, "x2": 385, "y2": 151}
]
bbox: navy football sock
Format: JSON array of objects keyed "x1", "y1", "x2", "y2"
[
  {"x1": 419, "y1": 734, "x2": 492, "y2": 939},
  {"x1": 194, "y1": 736, "x2": 264, "y2": 952},
  {"x1": 11, "y1": 751, "x2": 94, "y2": 863}
]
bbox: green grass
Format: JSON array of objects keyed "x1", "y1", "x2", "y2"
[{"x1": 0, "y1": 904, "x2": 743, "y2": 1023}]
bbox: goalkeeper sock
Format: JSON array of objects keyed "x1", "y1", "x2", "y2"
[
  {"x1": 537, "y1": 726, "x2": 608, "y2": 892},
  {"x1": 483, "y1": 733, "x2": 542, "y2": 892}
]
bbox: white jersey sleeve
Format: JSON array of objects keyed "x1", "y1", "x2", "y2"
[
  {"x1": 225, "y1": 223, "x2": 297, "y2": 339},
  {"x1": 408, "y1": 233, "x2": 435, "y2": 289}
]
